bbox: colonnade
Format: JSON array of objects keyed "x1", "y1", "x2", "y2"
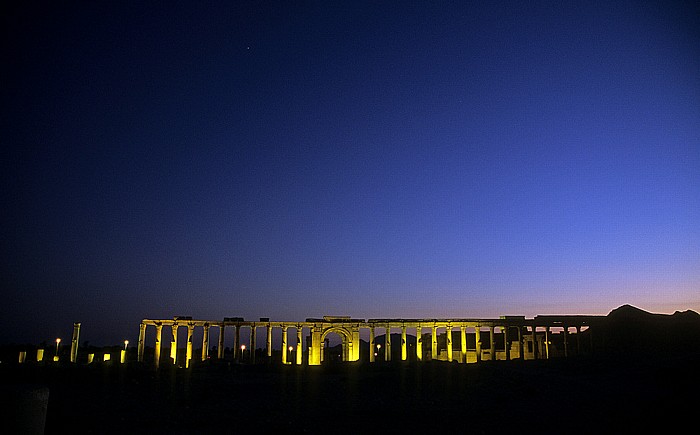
[{"x1": 137, "y1": 315, "x2": 602, "y2": 368}]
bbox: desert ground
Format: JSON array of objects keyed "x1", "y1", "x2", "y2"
[{"x1": 3, "y1": 351, "x2": 698, "y2": 434}]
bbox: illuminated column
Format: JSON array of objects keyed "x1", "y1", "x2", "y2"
[
  {"x1": 170, "y1": 324, "x2": 178, "y2": 365},
  {"x1": 531, "y1": 325, "x2": 538, "y2": 359},
  {"x1": 217, "y1": 326, "x2": 225, "y2": 359},
  {"x1": 320, "y1": 336, "x2": 325, "y2": 363},
  {"x1": 186, "y1": 324, "x2": 194, "y2": 368},
  {"x1": 475, "y1": 327, "x2": 481, "y2": 362},
  {"x1": 385, "y1": 326, "x2": 391, "y2": 362},
  {"x1": 282, "y1": 326, "x2": 288, "y2": 364},
  {"x1": 71, "y1": 322, "x2": 81, "y2": 363},
  {"x1": 489, "y1": 327, "x2": 495, "y2": 360},
  {"x1": 563, "y1": 326, "x2": 569, "y2": 357},
  {"x1": 352, "y1": 329, "x2": 361, "y2": 361},
  {"x1": 296, "y1": 327, "x2": 303, "y2": 364},
  {"x1": 202, "y1": 324, "x2": 210, "y2": 361},
  {"x1": 250, "y1": 326, "x2": 256, "y2": 364},
  {"x1": 401, "y1": 326, "x2": 407, "y2": 361},
  {"x1": 446, "y1": 326, "x2": 453, "y2": 362},
  {"x1": 154, "y1": 324, "x2": 163, "y2": 368},
  {"x1": 309, "y1": 328, "x2": 322, "y2": 365},
  {"x1": 369, "y1": 327, "x2": 375, "y2": 363},
  {"x1": 431, "y1": 326, "x2": 437, "y2": 360},
  {"x1": 544, "y1": 326, "x2": 550, "y2": 359},
  {"x1": 503, "y1": 326, "x2": 509, "y2": 360},
  {"x1": 266, "y1": 325, "x2": 273, "y2": 358},
  {"x1": 416, "y1": 326, "x2": 422, "y2": 361},
  {"x1": 460, "y1": 326, "x2": 467, "y2": 363}
]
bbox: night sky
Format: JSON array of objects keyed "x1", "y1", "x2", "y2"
[{"x1": 2, "y1": 1, "x2": 699, "y2": 346}]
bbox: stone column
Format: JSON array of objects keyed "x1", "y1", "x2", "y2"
[
  {"x1": 71, "y1": 322, "x2": 81, "y2": 363},
  {"x1": 170, "y1": 324, "x2": 178, "y2": 365},
  {"x1": 250, "y1": 326, "x2": 256, "y2": 364},
  {"x1": 186, "y1": 324, "x2": 194, "y2": 368},
  {"x1": 321, "y1": 336, "x2": 325, "y2": 363},
  {"x1": 575, "y1": 326, "x2": 581, "y2": 355},
  {"x1": 518, "y1": 326, "x2": 524, "y2": 360},
  {"x1": 369, "y1": 327, "x2": 375, "y2": 363},
  {"x1": 503, "y1": 326, "x2": 509, "y2": 360},
  {"x1": 431, "y1": 325, "x2": 437, "y2": 360},
  {"x1": 416, "y1": 326, "x2": 422, "y2": 361},
  {"x1": 202, "y1": 324, "x2": 210, "y2": 361},
  {"x1": 267, "y1": 325, "x2": 273, "y2": 358},
  {"x1": 460, "y1": 326, "x2": 467, "y2": 363},
  {"x1": 563, "y1": 326, "x2": 569, "y2": 357},
  {"x1": 446, "y1": 326, "x2": 453, "y2": 362},
  {"x1": 234, "y1": 325, "x2": 240, "y2": 361},
  {"x1": 544, "y1": 327, "x2": 550, "y2": 359},
  {"x1": 475, "y1": 327, "x2": 481, "y2": 362},
  {"x1": 154, "y1": 324, "x2": 163, "y2": 368},
  {"x1": 309, "y1": 327, "x2": 322, "y2": 365},
  {"x1": 218, "y1": 325, "x2": 225, "y2": 359},
  {"x1": 531, "y1": 325, "x2": 537, "y2": 359},
  {"x1": 282, "y1": 326, "x2": 288, "y2": 364},
  {"x1": 401, "y1": 326, "x2": 407, "y2": 361},
  {"x1": 296, "y1": 327, "x2": 303, "y2": 365},
  {"x1": 385, "y1": 326, "x2": 391, "y2": 362},
  {"x1": 489, "y1": 327, "x2": 495, "y2": 360}
]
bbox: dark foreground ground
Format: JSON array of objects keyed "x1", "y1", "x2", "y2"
[{"x1": 3, "y1": 353, "x2": 699, "y2": 434}]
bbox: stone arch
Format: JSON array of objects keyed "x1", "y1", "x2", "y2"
[{"x1": 321, "y1": 327, "x2": 353, "y2": 362}]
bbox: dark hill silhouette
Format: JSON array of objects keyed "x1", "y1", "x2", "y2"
[{"x1": 601, "y1": 304, "x2": 700, "y2": 355}]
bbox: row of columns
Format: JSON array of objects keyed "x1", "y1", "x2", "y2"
[
  {"x1": 137, "y1": 321, "x2": 588, "y2": 367},
  {"x1": 137, "y1": 323, "x2": 309, "y2": 368},
  {"x1": 367, "y1": 325, "x2": 507, "y2": 363}
]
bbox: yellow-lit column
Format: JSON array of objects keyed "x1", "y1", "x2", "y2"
[
  {"x1": 186, "y1": 324, "x2": 194, "y2": 368},
  {"x1": 503, "y1": 326, "x2": 510, "y2": 360},
  {"x1": 266, "y1": 325, "x2": 273, "y2": 358},
  {"x1": 401, "y1": 326, "x2": 407, "y2": 361},
  {"x1": 136, "y1": 322, "x2": 145, "y2": 363},
  {"x1": 71, "y1": 322, "x2": 81, "y2": 363},
  {"x1": 202, "y1": 324, "x2": 210, "y2": 361},
  {"x1": 531, "y1": 325, "x2": 537, "y2": 359},
  {"x1": 218, "y1": 325, "x2": 225, "y2": 359},
  {"x1": 296, "y1": 327, "x2": 303, "y2": 365},
  {"x1": 475, "y1": 327, "x2": 481, "y2": 362},
  {"x1": 489, "y1": 327, "x2": 495, "y2": 360},
  {"x1": 431, "y1": 325, "x2": 437, "y2": 360},
  {"x1": 384, "y1": 326, "x2": 391, "y2": 362},
  {"x1": 309, "y1": 328, "x2": 322, "y2": 365},
  {"x1": 352, "y1": 329, "x2": 361, "y2": 361},
  {"x1": 170, "y1": 324, "x2": 178, "y2": 365},
  {"x1": 544, "y1": 326, "x2": 550, "y2": 359},
  {"x1": 460, "y1": 326, "x2": 467, "y2": 363},
  {"x1": 154, "y1": 324, "x2": 163, "y2": 368},
  {"x1": 282, "y1": 326, "x2": 288, "y2": 364},
  {"x1": 446, "y1": 326, "x2": 453, "y2": 362},
  {"x1": 369, "y1": 327, "x2": 375, "y2": 363},
  {"x1": 416, "y1": 326, "x2": 422, "y2": 361}
]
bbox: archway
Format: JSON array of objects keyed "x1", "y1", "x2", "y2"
[{"x1": 321, "y1": 327, "x2": 352, "y2": 363}]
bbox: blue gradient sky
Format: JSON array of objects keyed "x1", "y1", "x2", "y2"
[{"x1": 2, "y1": 1, "x2": 699, "y2": 345}]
